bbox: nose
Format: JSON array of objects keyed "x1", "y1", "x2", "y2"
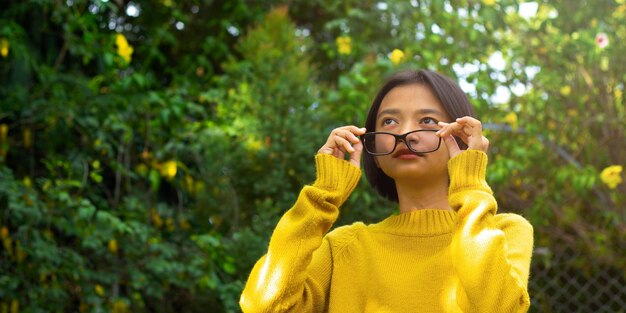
[
  {"x1": 403, "y1": 131, "x2": 423, "y2": 151},
  {"x1": 399, "y1": 135, "x2": 418, "y2": 143},
  {"x1": 396, "y1": 132, "x2": 417, "y2": 148},
  {"x1": 396, "y1": 138, "x2": 410, "y2": 150}
]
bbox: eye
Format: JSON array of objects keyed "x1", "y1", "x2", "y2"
[
  {"x1": 420, "y1": 117, "x2": 438, "y2": 124},
  {"x1": 382, "y1": 118, "x2": 398, "y2": 126}
]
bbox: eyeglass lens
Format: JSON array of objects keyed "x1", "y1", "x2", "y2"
[{"x1": 362, "y1": 130, "x2": 440, "y2": 155}]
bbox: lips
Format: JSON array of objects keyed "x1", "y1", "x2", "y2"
[{"x1": 393, "y1": 148, "x2": 424, "y2": 158}]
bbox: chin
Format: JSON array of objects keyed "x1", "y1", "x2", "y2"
[{"x1": 381, "y1": 162, "x2": 448, "y2": 182}]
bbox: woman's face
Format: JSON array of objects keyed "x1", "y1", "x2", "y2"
[{"x1": 373, "y1": 83, "x2": 452, "y2": 183}]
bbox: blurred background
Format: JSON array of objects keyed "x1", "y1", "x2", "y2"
[{"x1": 0, "y1": 0, "x2": 624, "y2": 312}]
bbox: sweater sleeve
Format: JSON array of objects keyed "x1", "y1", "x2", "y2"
[
  {"x1": 239, "y1": 154, "x2": 361, "y2": 313},
  {"x1": 447, "y1": 150, "x2": 534, "y2": 313}
]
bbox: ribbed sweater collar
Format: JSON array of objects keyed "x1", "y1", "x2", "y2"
[{"x1": 370, "y1": 209, "x2": 457, "y2": 237}]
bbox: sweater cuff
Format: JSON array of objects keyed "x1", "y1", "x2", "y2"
[
  {"x1": 313, "y1": 154, "x2": 361, "y2": 193},
  {"x1": 448, "y1": 150, "x2": 492, "y2": 195}
]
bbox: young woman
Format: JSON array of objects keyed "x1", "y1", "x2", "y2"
[{"x1": 240, "y1": 70, "x2": 533, "y2": 312}]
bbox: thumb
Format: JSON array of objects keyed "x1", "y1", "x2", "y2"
[
  {"x1": 442, "y1": 135, "x2": 461, "y2": 159},
  {"x1": 349, "y1": 141, "x2": 363, "y2": 168}
]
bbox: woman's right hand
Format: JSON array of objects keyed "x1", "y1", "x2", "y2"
[{"x1": 317, "y1": 126, "x2": 366, "y2": 168}]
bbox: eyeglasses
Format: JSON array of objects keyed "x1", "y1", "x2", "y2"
[{"x1": 360, "y1": 129, "x2": 442, "y2": 156}]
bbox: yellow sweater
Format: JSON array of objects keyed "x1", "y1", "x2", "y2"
[{"x1": 240, "y1": 150, "x2": 533, "y2": 312}]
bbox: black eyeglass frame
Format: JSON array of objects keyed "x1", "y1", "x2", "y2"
[{"x1": 360, "y1": 129, "x2": 442, "y2": 156}]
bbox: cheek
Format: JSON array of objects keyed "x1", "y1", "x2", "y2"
[
  {"x1": 440, "y1": 141, "x2": 449, "y2": 156},
  {"x1": 376, "y1": 136, "x2": 396, "y2": 152},
  {"x1": 374, "y1": 155, "x2": 393, "y2": 174},
  {"x1": 433, "y1": 144, "x2": 451, "y2": 165}
]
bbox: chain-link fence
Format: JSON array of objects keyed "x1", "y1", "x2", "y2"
[{"x1": 529, "y1": 248, "x2": 626, "y2": 313}]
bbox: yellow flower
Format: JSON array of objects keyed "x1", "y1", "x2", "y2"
[
  {"x1": 115, "y1": 34, "x2": 134, "y2": 63},
  {"x1": 118, "y1": 45, "x2": 133, "y2": 63},
  {"x1": 159, "y1": 161, "x2": 177, "y2": 179},
  {"x1": 560, "y1": 85, "x2": 571, "y2": 96},
  {"x1": 116, "y1": 34, "x2": 129, "y2": 49},
  {"x1": 336, "y1": 36, "x2": 352, "y2": 55},
  {"x1": 389, "y1": 49, "x2": 405, "y2": 65},
  {"x1": 116, "y1": 34, "x2": 129, "y2": 47},
  {"x1": 1, "y1": 227, "x2": 8, "y2": 239},
  {"x1": 0, "y1": 38, "x2": 8, "y2": 58},
  {"x1": 23, "y1": 177, "x2": 32, "y2": 188},
  {"x1": 95, "y1": 284, "x2": 106, "y2": 297},
  {"x1": 108, "y1": 239, "x2": 118, "y2": 254},
  {"x1": 504, "y1": 112, "x2": 518, "y2": 130},
  {"x1": 600, "y1": 165, "x2": 623, "y2": 189},
  {"x1": 482, "y1": 0, "x2": 496, "y2": 5}
]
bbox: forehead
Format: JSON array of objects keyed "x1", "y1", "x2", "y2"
[{"x1": 378, "y1": 83, "x2": 447, "y2": 116}]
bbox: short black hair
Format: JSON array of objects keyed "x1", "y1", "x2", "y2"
[{"x1": 362, "y1": 69, "x2": 477, "y2": 203}]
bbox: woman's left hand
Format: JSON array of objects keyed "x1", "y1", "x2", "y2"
[{"x1": 436, "y1": 116, "x2": 489, "y2": 159}]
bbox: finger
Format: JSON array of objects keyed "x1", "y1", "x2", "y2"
[
  {"x1": 319, "y1": 135, "x2": 347, "y2": 155},
  {"x1": 349, "y1": 141, "x2": 363, "y2": 167},
  {"x1": 339, "y1": 126, "x2": 367, "y2": 137},
  {"x1": 441, "y1": 126, "x2": 471, "y2": 142},
  {"x1": 455, "y1": 117, "x2": 482, "y2": 137},
  {"x1": 436, "y1": 122, "x2": 465, "y2": 138},
  {"x1": 330, "y1": 127, "x2": 365, "y2": 148},
  {"x1": 481, "y1": 136, "x2": 490, "y2": 153},
  {"x1": 455, "y1": 117, "x2": 484, "y2": 150},
  {"x1": 455, "y1": 116, "x2": 481, "y2": 127},
  {"x1": 336, "y1": 129, "x2": 362, "y2": 145},
  {"x1": 440, "y1": 117, "x2": 484, "y2": 138},
  {"x1": 333, "y1": 148, "x2": 345, "y2": 159},
  {"x1": 318, "y1": 126, "x2": 366, "y2": 156},
  {"x1": 333, "y1": 135, "x2": 355, "y2": 153},
  {"x1": 318, "y1": 141, "x2": 336, "y2": 155},
  {"x1": 442, "y1": 135, "x2": 461, "y2": 159}
]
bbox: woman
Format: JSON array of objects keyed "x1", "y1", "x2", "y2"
[{"x1": 240, "y1": 69, "x2": 533, "y2": 312}]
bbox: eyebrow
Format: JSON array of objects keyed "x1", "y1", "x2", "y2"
[{"x1": 376, "y1": 108, "x2": 445, "y2": 120}]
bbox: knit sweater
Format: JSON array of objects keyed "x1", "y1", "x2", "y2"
[{"x1": 240, "y1": 150, "x2": 533, "y2": 312}]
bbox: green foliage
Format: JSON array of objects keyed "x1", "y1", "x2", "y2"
[{"x1": 1, "y1": 0, "x2": 624, "y2": 312}]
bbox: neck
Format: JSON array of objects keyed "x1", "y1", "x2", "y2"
[{"x1": 395, "y1": 178, "x2": 451, "y2": 213}]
